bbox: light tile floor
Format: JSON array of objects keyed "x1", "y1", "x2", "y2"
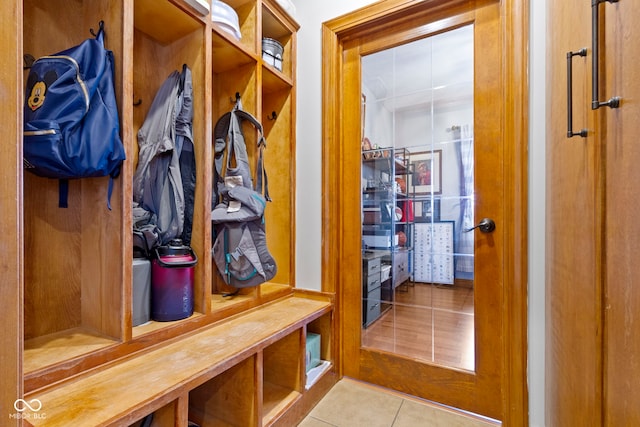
[{"x1": 298, "y1": 378, "x2": 499, "y2": 427}]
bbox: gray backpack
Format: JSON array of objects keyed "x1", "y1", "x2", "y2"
[{"x1": 211, "y1": 100, "x2": 276, "y2": 289}]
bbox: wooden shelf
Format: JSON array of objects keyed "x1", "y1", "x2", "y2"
[
  {"x1": 263, "y1": 385, "x2": 301, "y2": 424},
  {"x1": 132, "y1": 312, "x2": 204, "y2": 339},
  {"x1": 212, "y1": 27, "x2": 257, "y2": 73},
  {"x1": 262, "y1": 63, "x2": 294, "y2": 94},
  {"x1": 135, "y1": 0, "x2": 205, "y2": 45},
  {"x1": 23, "y1": 327, "x2": 118, "y2": 375}
]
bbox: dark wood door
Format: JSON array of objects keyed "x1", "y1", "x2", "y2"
[
  {"x1": 603, "y1": 1, "x2": 640, "y2": 424},
  {"x1": 547, "y1": 0, "x2": 640, "y2": 425},
  {"x1": 546, "y1": 0, "x2": 603, "y2": 424}
]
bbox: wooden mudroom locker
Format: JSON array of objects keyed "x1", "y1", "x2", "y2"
[
  {"x1": 547, "y1": 0, "x2": 640, "y2": 425},
  {"x1": 1, "y1": 0, "x2": 339, "y2": 425}
]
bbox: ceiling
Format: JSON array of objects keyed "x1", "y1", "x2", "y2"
[{"x1": 361, "y1": 24, "x2": 474, "y2": 111}]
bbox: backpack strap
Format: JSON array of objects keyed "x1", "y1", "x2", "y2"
[
  {"x1": 234, "y1": 109, "x2": 271, "y2": 202},
  {"x1": 212, "y1": 101, "x2": 272, "y2": 205},
  {"x1": 93, "y1": 20, "x2": 105, "y2": 45},
  {"x1": 58, "y1": 179, "x2": 69, "y2": 208},
  {"x1": 212, "y1": 111, "x2": 232, "y2": 207},
  {"x1": 177, "y1": 65, "x2": 196, "y2": 245},
  {"x1": 256, "y1": 135, "x2": 270, "y2": 202}
]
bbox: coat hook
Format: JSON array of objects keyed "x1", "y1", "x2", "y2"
[
  {"x1": 133, "y1": 98, "x2": 142, "y2": 106},
  {"x1": 230, "y1": 92, "x2": 242, "y2": 104},
  {"x1": 267, "y1": 111, "x2": 277, "y2": 120},
  {"x1": 23, "y1": 54, "x2": 35, "y2": 70},
  {"x1": 90, "y1": 20, "x2": 105, "y2": 37}
]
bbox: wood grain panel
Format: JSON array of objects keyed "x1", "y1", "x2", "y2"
[
  {"x1": 134, "y1": 0, "x2": 202, "y2": 45},
  {"x1": 546, "y1": 0, "x2": 604, "y2": 425},
  {"x1": 0, "y1": 0, "x2": 23, "y2": 422},
  {"x1": 604, "y1": 1, "x2": 640, "y2": 425},
  {"x1": 22, "y1": 0, "x2": 85, "y2": 339},
  {"x1": 262, "y1": 89, "x2": 293, "y2": 286},
  {"x1": 189, "y1": 356, "x2": 258, "y2": 426},
  {"x1": 263, "y1": 329, "x2": 302, "y2": 392}
]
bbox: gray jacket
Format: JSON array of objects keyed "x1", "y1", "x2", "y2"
[{"x1": 132, "y1": 67, "x2": 193, "y2": 245}]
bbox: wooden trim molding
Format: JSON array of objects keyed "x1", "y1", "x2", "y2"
[
  {"x1": 321, "y1": 0, "x2": 529, "y2": 424},
  {"x1": 1, "y1": 0, "x2": 24, "y2": 422},
  {"x1": 501, "y1": 1, "x2": 530, "y2": 425}
]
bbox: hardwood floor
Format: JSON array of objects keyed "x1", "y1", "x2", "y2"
[{"x1": 362, "y1": 282, "x2": 474, "y2": 370}]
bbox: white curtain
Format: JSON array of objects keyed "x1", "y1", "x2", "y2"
[{"x1": 456, "y1": 124, "x2": 474, "y2": 275}]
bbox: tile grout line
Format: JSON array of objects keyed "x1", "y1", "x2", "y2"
[
  {"x1": 390, "y1": 398, "x2": 405, "y2": 426},
  {"x1": 309, "y1": 415, "x2": 338, "y2": 427}
]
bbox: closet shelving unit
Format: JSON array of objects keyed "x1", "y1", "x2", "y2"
[{"x1": 361, "y1": 147, "x2": 414, "y2": 327}]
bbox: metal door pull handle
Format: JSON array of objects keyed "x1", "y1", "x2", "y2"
[
  {"x1": 567, "y1": 48, "x2": 589, "y2": 138},
  {"x1": 592, "y1": 0, "x2": 620, "y2": 110}
]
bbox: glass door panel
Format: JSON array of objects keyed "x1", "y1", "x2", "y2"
[{"x1": 360, "y1": 25, "x2": 475, "y2": 371}]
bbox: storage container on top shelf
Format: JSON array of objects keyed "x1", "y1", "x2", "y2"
[
  {"x1": 262, "y1": 0, "x2": 298, "y2": 80},
  {"x1": 132, "y1": 0, "x2": 210, "y2": 332},
  {"x1": 22, "y1": 0, "x2": 127, "y2": 377},
  {"x1": 212, "y1": 0, "x2": 258, "y2": 54}
]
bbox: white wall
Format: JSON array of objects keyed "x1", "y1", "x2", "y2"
[
  {"x1": 528, "y1": 1, "x2": 546, "y2": 425},
  {"x1": 292, "y1": 0, "x2": 378, "y2": 293},
  {"x1": 291, "y1": 1, "x2": 546, "y2": 425}
]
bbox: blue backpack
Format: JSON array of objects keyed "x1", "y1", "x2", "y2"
[{"x1": 23, "y1": 21, "x2": 126, "y2": 209}]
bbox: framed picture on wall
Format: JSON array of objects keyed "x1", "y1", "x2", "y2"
[
  {"x1": 410, "y1": 150, "x2": 442, "y2": 194},
  {"x1": 415, "y1": 198, "x2": 441, "y2": 222}
]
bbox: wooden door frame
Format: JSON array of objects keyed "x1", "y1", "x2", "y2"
[
  {"x1": 320, "y1": 0, "x2": 529, "y2": 424},
  {"x1": 1, "y1": 0, "x2": 24, "y2": 421}
]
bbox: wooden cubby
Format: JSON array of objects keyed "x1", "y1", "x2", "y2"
[
  {"x1": 2, "y1": 0, "x2": 336, "y2": 424},
  {"x1": 189, "y1": 355, "x2": 258, "y2": 426},
  {"x1": 210, "y1": 0, "x2": 296, "y2": 306},
  {"x1": 262, "y1": 329, "x2": 303, "y2": 424},
  {"x1": 307, "y1": 313, "x2": 332, "y2": 364},
  {"x1": 22, "y1": 0, "x2": 127, "y2": 378},
  {"x1": 130, "y1": 396, "x2": 186, "y2": 427},
  {"x1": 131, "y1": 0, "x2": 210, "y2": 334}
]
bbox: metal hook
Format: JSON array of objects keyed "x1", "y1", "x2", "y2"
[
  {"x1": 133, "y1": 98, "x2": 142, "y2": 106},
  {"x1": 230, "y1": 92, "x2": 241, "y2": 104},
  {"x1": 90, "y1": 20, "x2": 105, "y2": 37},
  {"x1": 23, "y1": 54, "x2": 35, "y2": 70},
  {"x1": 267, "y1": 111, "x2": 277, "y2": 120}
]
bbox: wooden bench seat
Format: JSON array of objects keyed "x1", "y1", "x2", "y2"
[{"x1": 24, "y1": 295, "x2": 332, "y2": 427}]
